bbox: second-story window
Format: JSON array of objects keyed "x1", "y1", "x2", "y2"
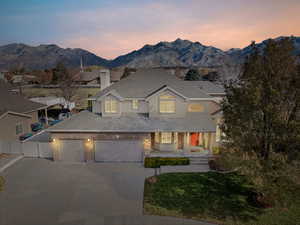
[
  {"x1": 188, "y1": 103, "x2": 204, "y2": 112},
  {"x1": 132, "y1": 99, "x2": 139, "y2": 110},
  {"x1": 105, "y1": 99, "x2": 117, "y2": 113},
  {"x1": 159, "y1": 94, "x2": 175, "y2": 113}
]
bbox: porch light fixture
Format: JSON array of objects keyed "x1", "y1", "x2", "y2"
[
  {"x1": 87, "y1": 138, "x2": 91, "y2": 142},
  {"x1": 52, "y1": 138, "x2": 56, "y2": 142}
]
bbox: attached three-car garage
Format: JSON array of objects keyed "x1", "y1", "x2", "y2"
[{"x1": 51, "y1": 132, "x2": 149, "y2": 163}]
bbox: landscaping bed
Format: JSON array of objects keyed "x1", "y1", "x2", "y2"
[{"x1": 144, "y1": 172, "x2": 300, "y2": 225}]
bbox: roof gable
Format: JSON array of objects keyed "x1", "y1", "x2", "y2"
[{"x1": 145, "y1": 85, "x2": 187, "y2": 101}]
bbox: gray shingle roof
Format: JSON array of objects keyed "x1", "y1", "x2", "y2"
[
  {"x1": 182, "y1": 81, "x2": 225, "y2": 95},
  {"x1": 48, "y1": 111, "x2": 216, "y2": 133},
  {"x1": 0, "y1": 83, "x2": 46, "y2": 114},
  {"x1": 74, "y1": 71, "x2": 100, "y2": 82},
  {"x1": 93, "y1": 68, "x2": 222, "y2": 99}
]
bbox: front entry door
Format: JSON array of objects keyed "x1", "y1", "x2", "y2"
[{"x1": 190, "y1": 133, "x2": 199, "y2": 146}]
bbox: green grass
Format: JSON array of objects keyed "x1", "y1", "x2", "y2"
[{"x1": 144, "y1": 172, "x2": 300, "y2": 225}]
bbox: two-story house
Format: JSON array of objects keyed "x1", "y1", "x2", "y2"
[{"x1": 48, "y1": 69, "x2": 225, "y2": 162}]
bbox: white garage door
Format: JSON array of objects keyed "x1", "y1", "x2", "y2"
[
  {"x1": 59, "y1": 140, "x2": 85, "y2": 162},
  {"x1": 95, "y1": 140, "x2": 143, "y2": 162}
]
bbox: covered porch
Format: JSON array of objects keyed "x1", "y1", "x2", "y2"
[{"x1": 144, "y1": 132, "x2": 216, "y2": 157}]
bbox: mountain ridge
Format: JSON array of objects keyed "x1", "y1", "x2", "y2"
[{"x1": 0, "y1": 36, "x2": 299, "y2": 79}]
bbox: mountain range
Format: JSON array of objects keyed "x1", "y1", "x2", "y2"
[{"x1": 0, "y1": 36, "x2": 299, "y2": 79}]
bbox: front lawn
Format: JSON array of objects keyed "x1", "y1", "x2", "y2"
[{"x1": 144, "y1": 172, "x2": 300, "y2": 225}]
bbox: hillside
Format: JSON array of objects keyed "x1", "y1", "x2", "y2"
[
  {"x1": 0, "y1": 37, "x2": 299, "y2": 80},
  {"x1": 0, "y1": 43, "x2": 109, "y2": 71}
]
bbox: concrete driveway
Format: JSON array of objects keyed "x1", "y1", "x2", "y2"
[{"x1": 0, "y1": 158, "x2": 213, "y2": 225}]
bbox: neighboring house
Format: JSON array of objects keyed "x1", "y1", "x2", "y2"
[
  {"x1": 74, "y1": 69, "x2": 120, "y2": 85},
  {"x1": 30, "y1": 96, "x2": 76, "y2": 111},
  {"x1": 73, "y1": 70, "x2": 100, "y2": 85},
  {"x1": 0, "y1": 84, "x2": 47, "y2": 141},
  {"x1": 11, "y1": 74, "x2": 39, "y2": 84},
  {"x1": 47, "y1": 68, "x2": 225, "y2": 162}
]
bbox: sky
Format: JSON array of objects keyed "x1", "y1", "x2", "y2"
[{"x1": 1, "y1": 0, "x2": 300, "y2": 59}]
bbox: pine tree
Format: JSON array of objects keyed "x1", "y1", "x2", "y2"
[
  {"x1": 184, "y1": 69, "x2": 201, "y2": 81},
  {"x1": 52, "y1": 62, "x2": 68, "y2": 84}
]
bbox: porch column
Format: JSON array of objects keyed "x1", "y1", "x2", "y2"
[
  {"x1": 209, "y1": 133, "x2": 216, "y2": 151},
  {"x1": 207, "y1": 133, "x2": 212, "y2": 150},
  {"x1": 204, "y1": 133, "x2": 209, "y2": 149},
  {"x1": 45, "y1": 108, "x2": 48, "y2": 125},
  {"x1": 183, "y1": 132, "x2": 190, "y2": 152},
  {"x1": 198, "y1": 132, "x2": 203, "y2": 146}
]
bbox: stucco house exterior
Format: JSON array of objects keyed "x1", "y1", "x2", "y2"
[
  {"x1": 0, "y1": 83, "x2": 47, "y2": 141},
  {"x1": 48, "y1": 69, "x2": 225, "y2": 162}
]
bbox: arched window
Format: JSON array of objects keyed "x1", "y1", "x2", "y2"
[{"x1": 188, "y1": 103, "x2": 204, "y2": 112}]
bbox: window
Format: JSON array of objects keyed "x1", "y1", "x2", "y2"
[
  {"x1": 159, "y1": 95, "x2": 175, "y2": 113},
  {"x1": 16, "y1": 123, "x2": 23, "y2": 135},
  {"x1": 132, "y1": 99, "x2": 139, "y2": 110},
  {"x1": 161, "y1": 132, "x2": 172, "y2": 144},
  {"x1": 188, "y1": 103, "x2": 204, "y2": 112},
  {"x1": 105, "y1": 99, "x2": 117, "y2": 113}
]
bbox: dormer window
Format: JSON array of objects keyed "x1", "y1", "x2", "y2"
[
  {"x1": 105, "y1": 99, "x2": 117, "y2": 113},
  {"x1": 159, "y1": 94, "x2": 175, "y2": 113},
  {"x1": 132, "y1": 99, "x2": 139, "y2": 110}
]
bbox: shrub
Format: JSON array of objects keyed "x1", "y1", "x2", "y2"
[
  {"x1": 0, "y1": 176, "x2": 4, "y2": 192},
  {"x1": 216, "y1": 148, "x2": 300, "y2": 207},
  {"x1": 159, "y1": 157, "x2": 189, "y2": 166},
  {"x1": 212, "y1": 146, "x2": 220, "y2": 155},
  {"x1": 144, "y1": 157, "x2": 161, "y2": 168},
  {"x1": 144, "y1": 157, "x2": 190, "y2": 168}
]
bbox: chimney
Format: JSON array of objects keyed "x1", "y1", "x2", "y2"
[{"x1": 100, "y1": 69, "x2": 111, "y2": 90}]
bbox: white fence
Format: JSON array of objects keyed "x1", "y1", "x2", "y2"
[{"x1": 0, "y1": 141, "x2": 53, "y2": 158}]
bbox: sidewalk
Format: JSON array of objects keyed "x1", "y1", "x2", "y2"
[{"x1": 0, "y1": 154, "x2": 24, "y2": 173}]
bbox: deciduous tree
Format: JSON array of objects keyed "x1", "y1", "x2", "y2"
[{"x1": 221, "y1": 38, "x2": 300, "y2": 161}]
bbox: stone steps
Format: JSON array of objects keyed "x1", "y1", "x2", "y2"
[{"x1": 189, "y1": 157, "x2": 210, "y2": 165}]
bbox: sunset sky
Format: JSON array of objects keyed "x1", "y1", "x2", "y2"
[{"x1": 1, "y1": 0, "x2": 300, "y2": 59}]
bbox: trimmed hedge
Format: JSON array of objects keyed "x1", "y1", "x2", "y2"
[{"x1": 144, "y1": 157, "x2": 190, "y2": 168}]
